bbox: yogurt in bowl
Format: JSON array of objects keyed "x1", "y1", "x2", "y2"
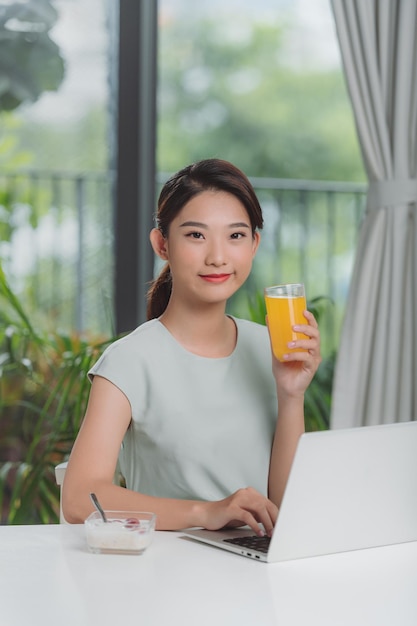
[{"x1": 85, "y1": 511, "x2": 156, "y2": 555}]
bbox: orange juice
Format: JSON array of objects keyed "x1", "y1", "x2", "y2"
[{"x1": 264, "y1": 286, "x2": 307, "y2": 361}]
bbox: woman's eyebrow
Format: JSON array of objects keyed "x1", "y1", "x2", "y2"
[
  {"x1": 228, "y1": 222, "x2": 251, "y2": 229},
  {"x1": 179, "y1": 221, "x2": 208, "y2": 229},
  {"x1": 179, "y1": 221, "x2": 250, "y2": 229}
]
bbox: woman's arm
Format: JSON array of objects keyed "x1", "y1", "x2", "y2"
[
  {"x1": 268, "y1": 394, "x2": 305, "y2": 508},
  {"x1": 267, "y1": 310, "x2": 321, "y2": 507},
  {"x1": 63, "y1": 376, "x2": 278, "y2": 535}
]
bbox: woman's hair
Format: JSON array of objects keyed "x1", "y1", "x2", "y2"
[{"x1": 146, "y1": 158, "x2": 263, "y2": 320}]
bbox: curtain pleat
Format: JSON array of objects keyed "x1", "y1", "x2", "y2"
[{"x1": 330, "y1": 0, "x2": 417, "y2": 427}]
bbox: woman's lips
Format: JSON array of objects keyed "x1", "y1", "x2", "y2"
[{"x1": 200, "y1": 273, "x2": 231, "y2": 283}]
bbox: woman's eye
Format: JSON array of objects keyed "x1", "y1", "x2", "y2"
[
  {"x1": 230, "y1": 232, "x2": 245, "y2": 239},
  {"x1": 187, "y1": 231, "x2": 204, "y2": 239}
]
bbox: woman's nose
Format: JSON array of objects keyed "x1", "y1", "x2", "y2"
[{"x1": 205, "y1": 240, "x2": 227, "y2": 266}]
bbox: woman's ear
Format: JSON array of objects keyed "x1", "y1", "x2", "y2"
[
  {"x1": 150, "y1": 228, "x2": 169, "y2": 260},
  {"x1": 252, "y1": 231, "x2": 261, "y2": 257}
]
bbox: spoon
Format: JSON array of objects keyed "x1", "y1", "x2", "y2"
[{"x1": 89, "y1": 492, "x2": 108, "y2": 523}]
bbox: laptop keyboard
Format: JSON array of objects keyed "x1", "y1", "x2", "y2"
[{"x1": 223, "y1": 535, "x2": 271, "y2": 553}]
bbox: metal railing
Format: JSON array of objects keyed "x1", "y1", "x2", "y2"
[
  {"x1": 1, "y1": 169, "x2": 367, "y2": 349},
  {"x1": 0, "y1": 169, "x2": 115, "y2": 336},
  {"x1": 245, "y1": 177, "x2": 367, "y2": 351}
]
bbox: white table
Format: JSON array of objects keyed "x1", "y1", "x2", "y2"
[{"x1": 1, "y1": 524, "x2": 417, "y2": 626}]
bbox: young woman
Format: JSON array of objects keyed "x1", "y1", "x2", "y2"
[{"x1": 63, "y1": 158, "x2": 321, "y2": 535}]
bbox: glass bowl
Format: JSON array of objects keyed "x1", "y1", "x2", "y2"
[{"x1": 84, "y1": 510, "x2": 156, "y2": 555}]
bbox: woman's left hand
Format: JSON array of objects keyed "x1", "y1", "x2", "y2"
[{"x1": 267, "y1": 310, "x2": 322, "y2": 398}]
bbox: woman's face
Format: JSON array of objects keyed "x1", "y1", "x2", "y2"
[{"x1": 151, "y1": 190, "x2": 260, "y2": 308}]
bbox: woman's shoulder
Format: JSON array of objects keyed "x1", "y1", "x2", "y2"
[
  {"x1": 231, "y1": 317, "x2": 274, "y2": 386},
  {"x1": 88, "y1": 319, "x2": 166, "y2": 379},
  {"x1": 232, "y1": 316, "x2": 268, "y2": 338},
  {"x1": 102, "y1": 319, "x2": 164, "y2": 354},
  {"x1": 231, "y1": 316, "x2": 270, "y2": 355}
]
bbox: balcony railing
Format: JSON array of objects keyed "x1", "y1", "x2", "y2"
[
  {"x1": 0, "y1": 169, "x2": 367, "y2": 350},
  {"x1": 0, "y1": 170, "x2": 115, "y2": 336}
]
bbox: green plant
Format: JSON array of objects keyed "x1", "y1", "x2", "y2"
[
  {"x1": 242, "y1": 290, "x2": 334, "y2": 432},
  {"x1": 0, "y1": 265, "x2": 113, "y2": 523},
  {"x1": 0, "y1": 0, "x2": 64, "y2": 112}
]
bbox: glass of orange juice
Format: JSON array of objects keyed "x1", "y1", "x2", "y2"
[{"x1": 264, "y1": 283, "x2": 307, "y2": 361}]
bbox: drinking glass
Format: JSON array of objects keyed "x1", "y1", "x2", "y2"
[{"x1": 264, "y1": 283, "x2": 307, "y2": 361}]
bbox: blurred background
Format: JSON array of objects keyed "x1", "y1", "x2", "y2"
[
  {"x1": 0, "y1": 0, "x2": 366, "y2": 522},
  {"x1": 1, "y1": 0, "x2": 366, "y2": 348}
]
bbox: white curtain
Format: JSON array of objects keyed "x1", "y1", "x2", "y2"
[{"x1": 330, "y1": 0, "x2": 417, "y2": 428}]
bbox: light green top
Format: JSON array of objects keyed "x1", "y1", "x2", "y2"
[{"x1": 88, "y1": 317, "x2": 278, "y2": 501}]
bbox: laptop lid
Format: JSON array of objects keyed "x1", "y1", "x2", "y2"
[{"x1": 183, "y1": 421, "x2": 417, "y2": 562}]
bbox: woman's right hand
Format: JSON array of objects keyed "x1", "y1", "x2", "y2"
[{"x1": 201, "y1": 487, "x2": 278, "y2": 537}]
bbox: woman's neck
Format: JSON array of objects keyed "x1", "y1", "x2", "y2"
[{"x1": 158, "y1": 301, "x2": 237, "y2": 358}]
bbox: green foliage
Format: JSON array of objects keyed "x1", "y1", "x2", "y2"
[
  {"x1": 0, "y1": 113, "x2": 33, "y2": 170},
  {"x1": 158, "y1": 15, "x2": 365, "y2": 182},
  {"x1": 0, "y1": 167, "x2": 53, "y2": 247},
  {"x1": 0, "y1": 0, "x2": 65, "y2": 111},
  {"x1": 0, "y1": 265, "x2": 113, "y2": 523},
  {"x1": 11, "y1": 104, "x2": 110, "y2": 172},
  {"x1": 0, "y1": 0, "x2": 66, "y2": 246}
]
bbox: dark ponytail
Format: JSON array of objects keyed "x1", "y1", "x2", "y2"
[
  {"x1": 146, "y1": 158, "x2": 263, "y2": 320},
  {"x1": 146, "y1": 264, "x2": 172, "y2": 320}
]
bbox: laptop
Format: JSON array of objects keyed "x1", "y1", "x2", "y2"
[{"x1": 182, "y1": 421, "x2": 417, "y2": 562}]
